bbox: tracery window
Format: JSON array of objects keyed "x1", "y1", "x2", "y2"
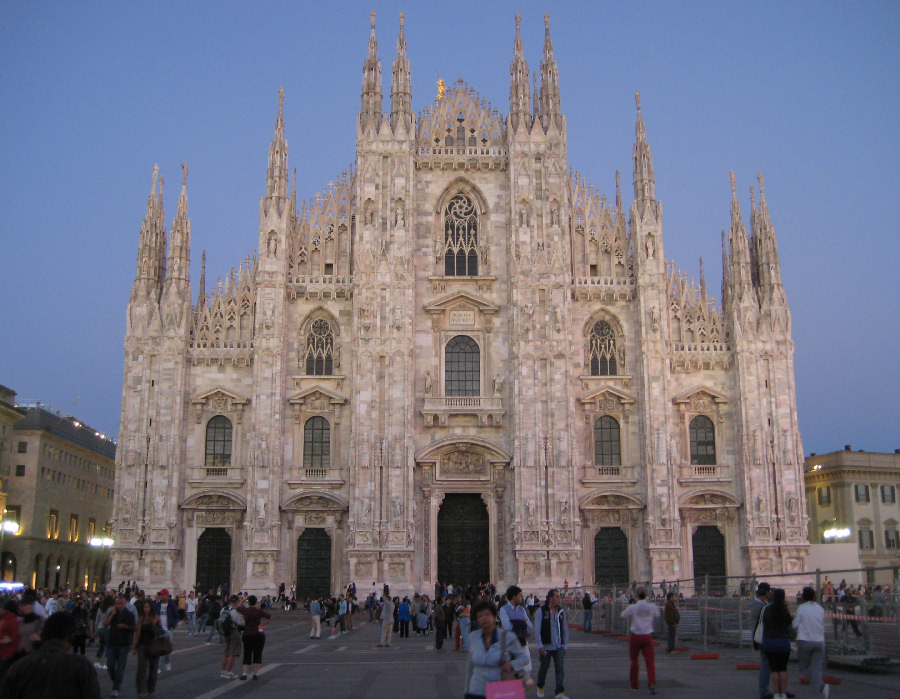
[
  {"x1": 205, "y1": 416, "x2": 232, "y2": 468},
  {"x1": 593, "y1": 416, "x2": 621, "y2": 466},
  {"x1": 303, "y1": 416, "x2": 330, "y2": 469},
  {"x1": 589, "y1": 320, "x2": 617, "y2": 375},
  {"x1": 689, "y1": 415, "x2": 716, "y2": 465},
  {"x1": 445, "y1": 335, "x2": 480, "y2": 396},
  {"x1": 305, "y1": 319, "x2": 334, "y2": 375},
  {"x1": 443, "y1": 193, "x2": 479, "y2": 276}
]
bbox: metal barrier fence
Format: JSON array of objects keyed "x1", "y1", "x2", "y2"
[{"x1": 558, "y1": 566, "x2": 900, "y2": 666}]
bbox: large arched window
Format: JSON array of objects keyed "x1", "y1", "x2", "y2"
[
  {"x1": 689, "y1": 415, "x2": 716, "y2": 465},
  {"x1": 589, "y1": 320, "x2": 617, "y2": 375},
  {"x1": 303, "y1": 416, "x2": 330, "y2": 469},
  {"x1": 443, "y1": 193, "x2": 479, "y2": 276},
  {"x1": 305, "y1": 318, "x2": 334, "y2": 375},
  {"x1": 445, "y1": 335, "x2": 480, "y2": 396},
  {"x1": 205, "y1": 416, "x2": 232, "y2": 469},
  {"x1": 593, "y1": 416, "x2": 621, "y2": 466}
]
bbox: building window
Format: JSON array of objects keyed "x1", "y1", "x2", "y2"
[
  {"x1": 817, "y1": 487, "x2": 832, "y2": 506},
  {"x1": 305, "y1": 319, "x2": 334, "y2": 375},
  {"x1": 881, "y1": 485, "x2": 896, "y2": 504},
  {"x1": 443, "y1": 193, "x2": 479, "y2": 276},
  {"x1": 14, "y1": 465, "x2": 24, "y2": 477},
  {"x1": 445, "y1": 335, "x2": 480, "y2": 396},
  {"x1": 593, "y1": 416, "x2": 621, "y2": 466},
  {"x1": 588, "y1": 321, "x2": 617, "y2": 375},
  {"x1": 88, "y1": 518, "x2": 96, "y2": 542},
  {"x1": 854, "y1": 484, "x2": 870, "y2": 503},
  {"x1": 885, "y1": 529, "x2": 899, "y2": 550},
  {"x1": 858, "y1": 529, "x2": 874, "y2": 550},
  {"x1": 68, "y1": 515, "x2": 79, "y2": 542},
  {"x1": 4, "y1": 506, "x2": 20, "y2": 525},
  {"x1": 48, "y1": 510, "x2": 59, "y2": 540},
  {"x1": 204, "y1": 416, "x2": 232, "y2": 469},
  {"x1": 303, "y1": 416, "x2": 331, "y2": 469},
  {"x1": 16, "y1": 441, "x2": 26, "y2": 453},
  {"x1": 689, "y1": 415, "x2": 716, "y2": 465}
]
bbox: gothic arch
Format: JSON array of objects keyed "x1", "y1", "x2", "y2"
[
  {"x1": 415, "y1": 435, "x2": 511, "y2": 464},
  {"x1": 579, "y1": 489, "x2": 644, "y2": 511},
  {"x1": 298, "y1": 307, "x2": 342, "y2": 338},
  {"x1": 583, "y1": 310, "x2": 626, "y2": 375},
  {"x1": 677, "y1": 489, "x2": 740, "y2": 508},
  {"x1": 434, "y1": 178, "x2": 489, "y2": 216},
  {"x1": 181, "y1": 490, "x2": 247, "y2": 511},
  {"x1": 281, "y1": 490, "x2": 349, "y2": 512}
]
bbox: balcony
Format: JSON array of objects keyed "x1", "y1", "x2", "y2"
[
  {"x1": 677, "y1": 463, "x2": 730, "y2": 483},
  {"x1": 421, "y1": 396, "x2": 504, "y2": 427},
  {"x1": 287, "y1": 467, "x2": 345, "y2": 488},
  {"x1": 580, "y1": 463, "x2": 637, "y2": 485},
  {"x1": 188, "y1": 466, "x2": 246, "y2": 487}
]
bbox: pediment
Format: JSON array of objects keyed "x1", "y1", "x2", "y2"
[
  {"x1": 281, "y1": 491, "x2": 347, "y2": 511},
  {"x1": 191, "y1": 385, "x2": 250, "y2": 408},
  {"x1": 181, "y1": 490, "x2": 246, "y2": 510},
  {"x1": 415, "y1": 436, "x2": 511, "y2": 464},
  {"x1": 679, "y1": 489, "x2": 740, "y2": 508},
  {"x1": 424, "y1": 290, "x2": 499, "y2": 315},
  {"x1": 580, "y1": 490, "x2": 643, "y2": 510},
  {"x1": 287, "y1": 385, "x2": 347, "y2": 407},
  {"x1": 671, "y1": 385, "x2": 728, "y2": 407},
  {"x1": 578, "y1": 384, "x2": 636, "y2": 407}
]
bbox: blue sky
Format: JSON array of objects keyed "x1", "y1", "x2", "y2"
[{"x1": 1, "y1": 1, "x2": 898, "y2": 453}]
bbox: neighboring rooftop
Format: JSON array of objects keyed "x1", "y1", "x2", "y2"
[{"x1": 13, "y1": 407, "x2": 116, "y2": 460}]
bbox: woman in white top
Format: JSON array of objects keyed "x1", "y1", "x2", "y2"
[{"x1": 792, "y1": 586, "x2": 828, "y2": 698}]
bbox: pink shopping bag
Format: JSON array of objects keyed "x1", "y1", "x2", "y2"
[{"x1": 485, "y1": 678, "x2": 526, "y2": 699}]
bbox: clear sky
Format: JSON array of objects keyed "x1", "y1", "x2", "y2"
[{"x1": 1, "y1": 1, "x2": 897, "y2": 454}]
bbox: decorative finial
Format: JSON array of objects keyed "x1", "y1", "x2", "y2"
[
  {"x1": 151, "y1": 164, "x2": 159, "y2": 193},
  {"x1": 544, "y1": 13, "x2": 550, "y2": 30},
  {"x1": 436, "y1": 77, "x2": 447, "y2": 101},
  {"x1": 370, "y1": 10, "x2": 375, "y2": 30},
  {"x1": 181, "y1": 162, "x2": 188, "y2": 186},
  {"x1": 279, "y1": 86, "x2": 285, "y2": 109},
  {"x1": 757, "y1": 172, "x2": 765, "y2": 195},
  {"x1": 635, "y1": 91, "x2": 641, "y2": 111},
  {"x1": 516, "y1": 13, "x2": 521, "y2": 32},
  {"x1": 729, "y1": 171, "x2": 736, "y2": 196},
  {"x1": 749, "y1": 185, "x2": 756, "y2": 211},
  {"x1": 399, "y1": 11, "x2": 404, "y2": 29}
]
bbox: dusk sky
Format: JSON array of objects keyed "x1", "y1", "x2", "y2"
[{"x1": 1, "y1": 1, "x2": 897, "y2": 454}]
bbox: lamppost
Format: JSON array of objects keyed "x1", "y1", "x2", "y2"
[
  {"x1": 0, "y1": 519, "x2": 20, "y2": 582},
  {"x1": 90, "y1": 535, "x2": 114, "y2": 590}
]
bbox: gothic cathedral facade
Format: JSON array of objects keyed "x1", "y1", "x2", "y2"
[{"x1": 112, "y1": 14, "x2": 809, "y2": 596}]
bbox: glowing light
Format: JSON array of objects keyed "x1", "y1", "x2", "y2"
[
  {"x1": 823, "y1": 527, "x2": 851, "y2": 540},
  {"x1": 437, "y1": 78, "x2": 447, "y2": 101}
]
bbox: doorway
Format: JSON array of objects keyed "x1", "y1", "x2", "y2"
[
  {"x1": 437, "y1": 493, "x2": 489, "y2": 587},
  {"x1": 296, "y1": 528, "x2": 332, "y2": 599},
  {"x1": 594, "y1": 527, "x2": 629, "y2": 586},
  {"x1": 196, "y1": 528, "x2": 231, "y2": 595}
]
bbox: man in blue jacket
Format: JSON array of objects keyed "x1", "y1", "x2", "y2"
[{"x1": 534, "y1": 588, "x2": 569, "y2": 699}]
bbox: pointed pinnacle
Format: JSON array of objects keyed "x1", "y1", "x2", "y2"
[
  {"x1": 635, "y1": 91, "x2": 641, "y2": 112},
  {"x1": 151, "y1": 164, "x2": 159, "y2": 195},
  {"x1": 757, "y1": 172, "x2": 765, "y2": 196},
  {"x1": 615, "y1": 171, "x2": 622, "y2": 209},
  {"x1": 181, "y1": 162, "x2": 188, "y2": 187},
  {"x1": 730, "y1": 171, "x2": 737, "y2": 198},
  {"x1": 370, "y1": 10, "x2": 375, "y2": 30}
]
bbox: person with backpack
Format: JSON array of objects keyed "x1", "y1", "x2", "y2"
[
  {"x1": 534, "y1": 588, "x2": 569, "y2": 699},
  {"x1": 219, "y1": 595, "x2": 244, "y2": 680},
  {"x1": 204, "y1": 596, "x2": 223, "y2": 644},
  {"x1": 153, "y1": 589, "x2": 178, "y2": 672}
]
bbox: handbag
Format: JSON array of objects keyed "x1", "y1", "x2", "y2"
[
  {"x1": 485, "y1": 679, "x2": 527, "y2": 699},
  {"x1": 148, "y1": 628, "x2": 173, "y2": 658},
  {"x1": 753, "y1": 605, "x2": 767, "y2": 646}
]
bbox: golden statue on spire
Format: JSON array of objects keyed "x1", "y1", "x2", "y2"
[{"x1": 436, "y1": 77, "x2": 447, "y2": 101}]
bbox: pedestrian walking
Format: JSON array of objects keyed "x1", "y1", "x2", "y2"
[
  {"x1": 499, "y1": 585, "x2": 534, "y2": 686},
  {"x1": 581, "y1": 591, "x2": 598, "y2": 632},
  {"x1": 309, "y1": 597, "x2": 322, "y2": 639},
  {"x1": 793, "y1": 586, "x2": 828, "y2": 699},
  {"x1": 622, "y1": 588, "x2": 660, "y2": 694},
  {"x1": 103, "y1": 594, "x2": 136, "y2": 698},
  {"x1": 153, "y1": 589, "x2": 178, "y2": 672},
  {"x1": 0, "y1": 611, "x2": 102, "y2": 699},
  {"x1": 378, "y1": 595, "x2": 394, "y2": 647},
  {"x1": 204, "y1": 595, "x2": 223, "y2": 644},
  {"x1": 664, "y1": 591, "x2": 680, "y2": 653},
  {"x1": 235, "y1": 595, "x2": 271, "y2": 680},
  {"x1": 457, "y1": 600, "x2": 471, "y2": 650},
  {"x1": 534, "y1": 588, "x2": 569, "y2": 699},
  {"x1": 750, "y1": 582, "x2": 773, "y2": 699},
  {"x1": 398, "y1": 597, "x2": 411, "y2": 638},
  {"x1": 219, "y1": 595, "x2": 243, "y2": 680},
  {"x1": 0, "y1": 600, "x2": 20, "y2": 683},
  {"x1": 762, "y1": 589, "x2": 793, "y2": 699},
  {"x1": 131, "y1": 600, "x2": 160, "y2": 697},
  {"x1": 186, "y1": 592, "x2": 197, "y2": 635},
  {"x1": 93, "y1": 594, "x2": 114, "y2": 670},
  {"x1": 463, "y1": 599, "x2": 529, "y2": 699}
]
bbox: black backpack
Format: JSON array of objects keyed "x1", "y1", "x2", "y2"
[{"x1": 219, "y1": 606, "x2": 235, "y2": 635}]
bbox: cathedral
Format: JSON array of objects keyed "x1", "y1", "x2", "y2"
[{"x1": 112, "y1": 13, "x2": 809, "y2": 597}]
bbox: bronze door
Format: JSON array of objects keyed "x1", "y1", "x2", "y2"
[
  {"x1": 296, "y1": 528, "x2": 332, "y2": 598},
  {"x1": 692, "y1": 525, "x2": 726, "y2": 593},
  {"x1": 196, "y1": 528, "x2": 231, "y2": 594},
  {"x1": 594, "y1": 527, "x2": 629, "y2": 586},
  {"x1": 437, "y1": 493, "x2": 489, "y2": 587}
]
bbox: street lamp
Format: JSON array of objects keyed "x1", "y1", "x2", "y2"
[{"x1": 0, "y1": 520, "x2": 19, "y2": 582}]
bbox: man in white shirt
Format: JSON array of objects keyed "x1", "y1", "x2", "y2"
[
  {"x1": 499, "y1": 586, "x2": 534, "y2": 685},
  {"x1": 621, "y1": 588, "x2": 660, "y2": 695},
  {"x1": 793, "y1": 586, "x2": 828, "y2": 698}
]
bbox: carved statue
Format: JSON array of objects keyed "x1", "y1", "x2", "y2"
[
  {"x1": 646, "y1": 236, "x2": 655, "y2": 259},
  {"x1": 787, "y1": 495, "x2": 798, "y2": 524},
  {"x1": 394, "y1": 202, "x2": 405, "y2": 227},
  {"x1": 559, "y1": 499, "x2": 569, "y2": 522},
  {"x1": 424, "y1": 371, "x2": 433, "y2": 396},
  {"x1": 137, "y1": 519, "x2": 149, "y2": 545},
  {"x1": 153, "y1": 494, "x2": 165, "y2": 522},
  {"x1": 492, "y1": 373, "x2": 503, "y2": 396},
  {"x1": 391, "y1": 496, "x2": 403, "y2": 523},
  {"x1": 360, "y1": 500, "x2": 371, "y2": 525},
  {"x1": 526, "y1": 499, "x2": 536, "y2": 527},
  {"x1": 256, "y1": 496, "x2": 266, "y2": 521}
]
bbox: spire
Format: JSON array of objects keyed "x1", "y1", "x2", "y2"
[
  {"x1": 755, "y1": 172, "x2": 785, "y2": 294},
  {"x1": 632, "y1": 92, "x2": 656, "y2": 203},
  {"x1": 532, "y1": 72, "x2": 540, "y2": 120},
  {"x1": 360, "y1": 11, "x2": 383, "y2": 131},
  {"x1": 720, "y1": 229, "x2": 730, "y2": 308},
  {"x1": 132, "y1": 164, "x2": 167, "y2": 300},
  {"x1": 509, "y1": 13, "x2": 531, "y2": 131},
  {"x1": 390, "y1": 12, "x2": 413, "y2": 133},
  {"x1": 265, "y1": 88, "x2": 288, "y2": 203},
  {"x1": 198, "y1": 250, "x2": 207, "y2": 306},
  {"x1": 165, "y1": 162, "x2": 191, "y2": 289},
  {"x1": 538, "y1": 13, "x2": 561, "y2": 130},
  {"x1": 615, "y1": 170, "x2": 622, "y2": 211},
  {"x1": 727, "y1": 171, "x2": 754, "y2": 302}
]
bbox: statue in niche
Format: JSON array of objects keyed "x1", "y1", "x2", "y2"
[
  {"x1": 492, "y1": 373, "x2": 503, "y2": 396},
  {"x1": 526, "y1": 499, "x2": 536, "y2": 527},
  {"x1": 424, "y1": 371, "x2": 434, "y2": 396},
  {"x1": 267, "y1": 235, "x2": 277, "y2": 257},
  {"x1": 559, "y1": 499, "x2": 569, "y2": 523},
  {"x1": 391, "y1": 496, "x2": 403, "y2": 523},
  {"x1": 550, "y1": 201, "x2": 560, "y2": 226},
  {"x1": 646, "y1": 236, "x2": 655, "y2": 259},
  {"x1": 394, "y1": 202, "x2": 405, "y2": 228},
  {"x1": 137, "y1": 519, "x2": 149, "y2": 545},
  {"x1": 659, "y1": 493, "x2": 669, "y2": 528},
  {"x1": 153, "y1": 494, "x2": 165, "y2": 522},
  {"x1": 360, "y1": 500, "x2": 371, "y2": 525},
  {"x1": 256, "y1": 496, "x2": 266, "y2": 521},
  {"x1": 787, "y1": 495, "x2": 798, "y2": 524}
]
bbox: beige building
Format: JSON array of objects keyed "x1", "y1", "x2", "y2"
[
  {"x1": 805, "y1": 447, "x2": 900, "y2": 585},
  {"x1": 1, "y1": 387, "x2": 116, "y2": 589},
  {"x1": 113, "y1": 13, "x2": 808, "y2": 597}
]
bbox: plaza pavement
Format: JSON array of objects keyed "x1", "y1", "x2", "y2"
[{"x1": 92, "y1": 611, "x2": 898, "y2": 698}]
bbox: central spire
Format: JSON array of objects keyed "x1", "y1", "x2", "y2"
[
  {"x1": 390, "y1": 12, "x2": 412, "y2": 133},
  {"x1": 264, "y1": 88, "x2": 288, "y2": 207},
  {"x1": 509, "y1": 13, "x2": 531, "y2": 131},
  {"x1": 360, "y1": 11, "x2": 383, "y2": 131},
  {"x1": 538, "y1": 13, "x2": 561, "y2": 130},
  {"x1": 632, "y1": 92, "x2": 656, "y2": 204}
]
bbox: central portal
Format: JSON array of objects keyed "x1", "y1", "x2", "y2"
[{"x1": 437, "y1": 493, "x2": 489, "y2": 587}]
